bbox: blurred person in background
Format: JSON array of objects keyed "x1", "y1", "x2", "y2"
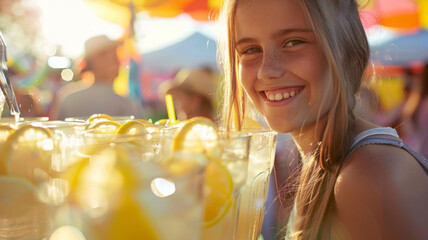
[
  {"x1": 158, "y1": 67, "x2": 218, "y2": 122},
  {"x1": 55, "y1": 35, "x2": 143, "y2": 120},
  {"x1": 411, "y1": 63, "x2": 428, "y2": 158},
  {"x1": 388, "y1": 68, "x2": 422, "y2": 145}
]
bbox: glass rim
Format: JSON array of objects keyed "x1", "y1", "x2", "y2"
[
  {"x1": 65, "y1": 115, "x2": 136, "y2": 122},
  {"x1": 221, "y1": 128, "x2": 277, "y2": 136},
  {"x1": 0, "y1": 116, "x2": 50, "y2": 123},
  {"x1": 28, "y1": 120, "x2": 89, "y2": 129},
  {"x1": 162, "y1": 130, "x2": 252, "y2": 143}
]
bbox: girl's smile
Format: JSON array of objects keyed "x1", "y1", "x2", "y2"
[{"x1": 260, "y1": 86, "x2": 305, "y2": 105}]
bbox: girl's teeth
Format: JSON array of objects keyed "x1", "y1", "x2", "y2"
[
  {"x1": 283, "y1": 92, "x2": 290, "y2": 98},
  {"x1": 266, "y1": 89, "x2": 300, "y2": 101}
]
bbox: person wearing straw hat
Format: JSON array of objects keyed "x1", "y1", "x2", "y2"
[
  {"x1": 158, "y1": 67, "x2": 218, "y2": 121},
  {"x1": 55, "y1": 35, "x2": 143, "y2": 120}
]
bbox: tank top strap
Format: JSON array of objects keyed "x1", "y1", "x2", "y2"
[
  {"x1": 351, "y1": 127, "x2": 399, "y2": 148},
  {"x1": 346, "y1": 128, "x2": 428, "y2": 175}
]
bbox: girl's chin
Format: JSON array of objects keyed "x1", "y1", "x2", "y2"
[{"x1": 264, "y1": 119, "x2": 295, "y2": 134}]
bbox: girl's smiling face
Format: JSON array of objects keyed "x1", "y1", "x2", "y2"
[{"x1": 235, "y1": 0, "x2": 333, "y2": 135}]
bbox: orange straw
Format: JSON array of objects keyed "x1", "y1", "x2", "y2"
[{"x1": 165, "y1": 94, "x2": 176, "y2": 123}]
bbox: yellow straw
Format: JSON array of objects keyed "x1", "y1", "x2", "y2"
[
  {"x1": 165, "y1": 94, "x2": 176, "y2": 123},
  {"x1": 232, "y1": 103, "x2": 240, "y2": 131}
]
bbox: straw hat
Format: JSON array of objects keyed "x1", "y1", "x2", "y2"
[
  {"x1": 158, "y1": 68, "x2": 218, "y2": 105},
  {"x1": 79, "y1": 35, "x2": 122, "y2": 72},
  {"x1": 83, "y1": 35, "x2": 122, "y2": 60}
]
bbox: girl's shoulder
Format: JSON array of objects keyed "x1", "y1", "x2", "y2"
[
  {"x1": 338, "y1": 141, "x2": 426, "y2": 189},
  {"x1": 333, "y1": 138, "x2": 428, "y2": 239},
  {"x1": 337, "y1": 128, "x2": 428, "y2": 197}
]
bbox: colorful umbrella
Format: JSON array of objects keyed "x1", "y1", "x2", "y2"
[
  {"x1": 83, "y1": 0, "x2": 169, "y2": 27},
  {"x1": 142, "y1": 0, "x2": 223, "y2": 21},
  {"x1": 83, "y1": 0, "x2": 223, "y2": 26},
  {"x1": 360, "y1": 0, "x2": 428, "y2": 32}
]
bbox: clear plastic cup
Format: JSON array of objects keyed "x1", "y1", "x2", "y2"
[{"x1": 235, "y1": 128, "x2": 278, "y2": 240}]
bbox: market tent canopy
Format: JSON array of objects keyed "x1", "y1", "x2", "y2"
[{"x1": 142, "y1": 32, "x2": 217, "y2": 72}]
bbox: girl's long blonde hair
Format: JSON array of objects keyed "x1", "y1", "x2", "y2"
[{"x1": 217, "y1": 0, "x2": 370, "y2": 239}]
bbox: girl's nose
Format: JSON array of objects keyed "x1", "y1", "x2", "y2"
[{"x1": 257, "y1": 47, "x2": 286, "y2": 81}]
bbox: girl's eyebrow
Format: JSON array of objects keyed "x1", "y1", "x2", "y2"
[
  {"x1": 235, "y1": 28, "x2": 313, "y2": 47},
  {"x1": 272, "y1": 28, "x2": 313, "y2": 38}
]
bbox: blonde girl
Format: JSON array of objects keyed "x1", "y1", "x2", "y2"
[{"x1": 218, "y1": 0, "x2": 428, "y2": 239}]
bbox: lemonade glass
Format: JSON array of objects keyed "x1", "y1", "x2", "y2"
[
  {"x1": 161, "y1": 130, "x2": 251, "y2": 240},
  {"x1": 52, "y1": 131, "x2": 206, "y2": 240},
  {"x1": 203, "y1": 132, "x2": 251, "y2": 240},
  {"x1": 0, "y1": 123, "x2": 55, "y2": 239},
  {"x1": 235, "y1": 128, "x2": 278, "y2": 240},
  {"x1": 28, "y1": 121, "x2": 89, "y2": 173}
]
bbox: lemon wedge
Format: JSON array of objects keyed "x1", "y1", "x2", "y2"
[
  {"x1": 0, "y1": 125, "x2": 53, "y2": 181},
  {"x1": 87, "y1": 121, "x2": 121, "y2": 134},
  {"x1": 115, "y1": 120, "x2": 149, "y2": 136},
  {"x1": 87, "y1": 113, "x2": 114, "y2": 127}
]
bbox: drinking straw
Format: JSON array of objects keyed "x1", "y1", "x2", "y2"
[
  {"x1": 233, "y1": 104, "x2": 240, "y2": 131},
  {"x1": 165, "y1": 94, "x2": 176, "y2": 123}
]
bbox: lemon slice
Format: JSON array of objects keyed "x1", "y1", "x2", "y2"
[
  {"x1": 154, "y1": 119, "x2": 169, "y2": 126},
  {"x1": 115, "y1": 120, "x2": 149, "y2": 136},
  {"x1": 203, "y1": 155, "x2": 234, "y2": 228},
  {"x1": 242, "y1": 116, "x2": 262, "y2": 129},
  {"x1": 134, "y1": 119, "x2": 154, "y2": 127},
  {"x1": 106, "y1": 195, "x2": 160, "y2": 240},
  {"x1": 87, "y1": 113, "x2": 114, "y2": 127},
  {"x1": 172, "y1": 117, "x2": 219, "y2": 153},
  {"x1": 69, "y1": 145, "x2": 159, "y2": 239},
  {"x1": 171, "y1": 117, "x2": 233, "y2": 228},
  {"x1": 154, "y1": 119, "x2": 182, "y2": 126},
  {"x1": 87, "y1": 121, "x2": 121, "y2": 134},
  {"x1": 0, "y1": 124, "x2": 16, "y2": 143},
  {"x1": 0, "y1": 125, "x2": 53, "y2": 181}
]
